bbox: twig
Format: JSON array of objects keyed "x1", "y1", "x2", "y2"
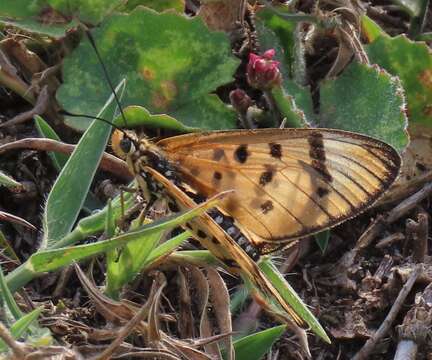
[
  {"x1": 406, "y1": 212, "x2": 428, "y2": 263},
  {"x1": 0, "y1": 137, "x2": 132, "y2": 181},
  {"x1": 0, "y1": 321, "x2": 27, "y2": 358},
  {"x1": 0, "y1": 85, "x2": 49, "y2": 128},
  {"x1": 352, "y1": 265, "x2": 422, "y2": 360},
  {"x1": 0, "y1": 210, "x2": 36, "y2": 230},
  {"x1": 386, "y1": 183, "x2": 432, "y2": 224},
  {"x1": 376, "y1": 232, "x2": 405, "y2": 249},
  {"x1": 357, "y1": 182, "x2": 432, "y2": 249}
]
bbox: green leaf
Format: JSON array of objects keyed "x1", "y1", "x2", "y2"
[
  {"x1": 314, "y1": 229, "x2": 330, "y2": 254},
  {"x1": 255, "y1": 14, "x2": 295, "y2": 74},
  {"x1": 42, "y1": 81, "x2": 125, "y2": 248},
  {"x1": 0, "y1": 265, "x2": 22, "y2": 320},
  {"x1": 361, "y1": 15, "x2": 386, "y2": 43},
  {"x1": 31, "y1": 193, "x2": 225, "y2": 273},
  {"x1": 393, "y1": 0, "x2": 423, "y2": 16},
  {"x1": 142, "y1": 231, "x2": 191, "y2": 268},
  {"x1": 114, "y1": 105, "x2": 199, "y2": 132},
  {"x1": 318, "y1": 62, "x2": 408, "y2": 151},
  {"x1": 231, "y1": 325, "x2": 286, "y2": 360},
  {"x1": 258, "y1": 258, "x2": 330, "y2": 343},
  {"x1": 5, "y1": 189, "x2": 135, "y2": 294},
  {"x1": 120, "y1": 0, "x2": 184, "y2": 13},
  {"x1": 46, "y1": 0, "x2": 124, "y2": 24},
  {"x1": 0, "y1": 308, "x2": 43, "y2": 352},
  {"x1": 0, "y1": 17, "x2": 79, "y2": 38},
  {"x1": 106, "y1": 230, "x2": 163, "y2": 298},
  {"x1": 0, "y1": 170, "x2": 21, "y2": 190},
  {"x1": 0, "y1": 1, "x2": 79, "y2": 37},
  {"x1": 34, "y1": 115, "x2": 68, "y2": 171},
  {"x1": 256, "y1": 13, "x2": 314, "y2": 125},
  {"x1": 34, "y1": 115, "x2": 103, "y2": 213},
  {"x1": 58, "y1": 7, "x2": 240, "y2": 131},
  {"x1": 366, "y1": 35, "x2": 432, "y2": 128}
]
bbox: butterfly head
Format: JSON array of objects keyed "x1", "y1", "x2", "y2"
[
  {"x1": 111, "y1": 128, "x2": 166, "y2": 169},
  {"x1": 111, "y1": 129, "x2": 139, "y2": 159}
]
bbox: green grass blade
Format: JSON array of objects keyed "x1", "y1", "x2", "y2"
[
  {"x1": 0, "y1": 265, "x2": 22, "y2": 320},
  {"x1": 0, "y1": 308, "x2": 43, "y2": 353},
  {"x1": 229, "y1": 325, "x2": 286, "y2": 360},
  {"x1": 31, "y1": 192, "x2": 225, "y2": 273},
  {"x1": 142, "y1": 230, "x2": 191, "y2": 269},
  {"x1": 0, "y1": 170, "x2": 21, "y2": 189},
  {"x1": 258, "y1": 258, "x2": 330, "y2": 343},
  {"x1": 34, "y1": 115, "x2": 68, "y2": 171},
  {"x1": 42, "y1": 80, "x2": 125, "y2": 248}
]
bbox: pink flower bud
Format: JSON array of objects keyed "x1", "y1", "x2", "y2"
[
  {"x1": 229, "y1": 89, "x2": 252, "y2": 113},
  {"x1": 246, "y1": 49, "x2": 282, "y2": 90}
]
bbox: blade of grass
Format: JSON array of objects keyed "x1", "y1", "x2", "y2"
[
  {"x1": 258, "y1": 257, "x2": 330, "y2": 343},
  {"x1": 0, "y1": 265, "x2": 22, "y2": 320},
  {"x1": 34, "y1": 115, "x2": 68, "y2": 171},
  {"x1": 0, "y1": 308, "x2": 43, "y2": 352},
  {"x1": 0, "y1": 170, "x2": 21, "y2": 189},
  {"x1": 30, "y1": 192, "x2": 227, "y2": 273},
  {"x1": 5, "y1": 189, "x2": 134, "y2": 293},
  {"x1": 228, "y1": 325, "x2": 286, "y2": 360},
  {"x1": 42, "y1": 80, "x2": 125, "y2": 248}
]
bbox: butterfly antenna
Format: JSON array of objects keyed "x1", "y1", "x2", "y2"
[
  {"x1": 84, "y1": 29, "x2": 129, "y2": 129},
  {"x1": 59, "y1": 109, "x2": 126, "y2": 133}
]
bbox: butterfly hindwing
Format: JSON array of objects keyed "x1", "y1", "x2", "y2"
[
  {"x1": 144, "y1": 166, "x2": 304, "y2": 326},
  {"x1": 158, "y1": 128, "x2": 401, "y2": 242}
]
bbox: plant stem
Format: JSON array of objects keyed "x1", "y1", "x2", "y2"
[{"x1": 408, "y1": 0, "x2": 430, "y2": 38}]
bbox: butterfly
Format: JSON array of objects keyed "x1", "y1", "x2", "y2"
[{"x1": 111, "y1": 126, "x2": 401, "y2": 326}]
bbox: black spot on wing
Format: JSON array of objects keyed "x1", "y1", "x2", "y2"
[
  {"x1": 197, "y1": 230, "x2": 207, "y2": 238},
  {"x1": 259, "y1": 166, "x2": 275, "y2": 186},
  {"x1": 213, "y1": 171, "x2": 222, "y2": 181},
  {"x1": 260, "y1": 200, "x2": 274, "y2": 214},
  {"x1": 317, "y1": 186, "x2": 329, "y2": 198},
  {"x1": 222, "y1": 258, "x2": 240, "y2": 268},
  {"x1": 234, "y1": 144, "x2": 249, "y2": 163},
  {"x1": 269, "y1": 142, "x2": 282, "y2": 159},
  {"x1": 308, "y1": 132, "x2": 333, "y2": 183}
]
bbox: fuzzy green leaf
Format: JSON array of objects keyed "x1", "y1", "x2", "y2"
[
  {"x1": 366, "y1": 35, "x2": 432, "y2": 128},
  {"x1": 34, "y1": 115, "x2": 68, "y2": 171},
  {"x1": 114, "y1": 105, "x2": 199, "y2": 132},
  {"x1": 318, "y1": 62, "x2": 408, "y2": 151},
  {"x1": 42, "y1": 81, "x2": 124, "y2": 248},
  {"x1": 58, "y1": 7, "x2": 239, "y2": 131}
]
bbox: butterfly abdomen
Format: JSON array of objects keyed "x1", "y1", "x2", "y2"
[{"x1": 169, "y1": 184, "x2": 261, "y2": 261}]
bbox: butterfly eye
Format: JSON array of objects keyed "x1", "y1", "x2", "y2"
[{"x1": 120, "y1": 137, "x2": 135, "y2": 154}]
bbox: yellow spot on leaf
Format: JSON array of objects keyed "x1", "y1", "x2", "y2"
[
  {"x1": 151, "y1": 80, "x2": 178, "y2": 110},
  {"x1": 418, "y1": 69, "x2": 432, "y2": 89},
  {"x1": 140, "y1": 66, "x2": 155, "y2": 81}
]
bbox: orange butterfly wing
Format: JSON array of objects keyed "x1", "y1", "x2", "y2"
[
  {"x1": 144, "y1": 166, "x2": 304, "y2": 326},
  {"x1": 158, "y1": 128, "x2": 400, "y2": 243}
]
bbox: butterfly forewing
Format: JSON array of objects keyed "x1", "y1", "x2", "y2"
[{"x1": 158, "y1": 128, "x2": 401, "y2": 242}]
